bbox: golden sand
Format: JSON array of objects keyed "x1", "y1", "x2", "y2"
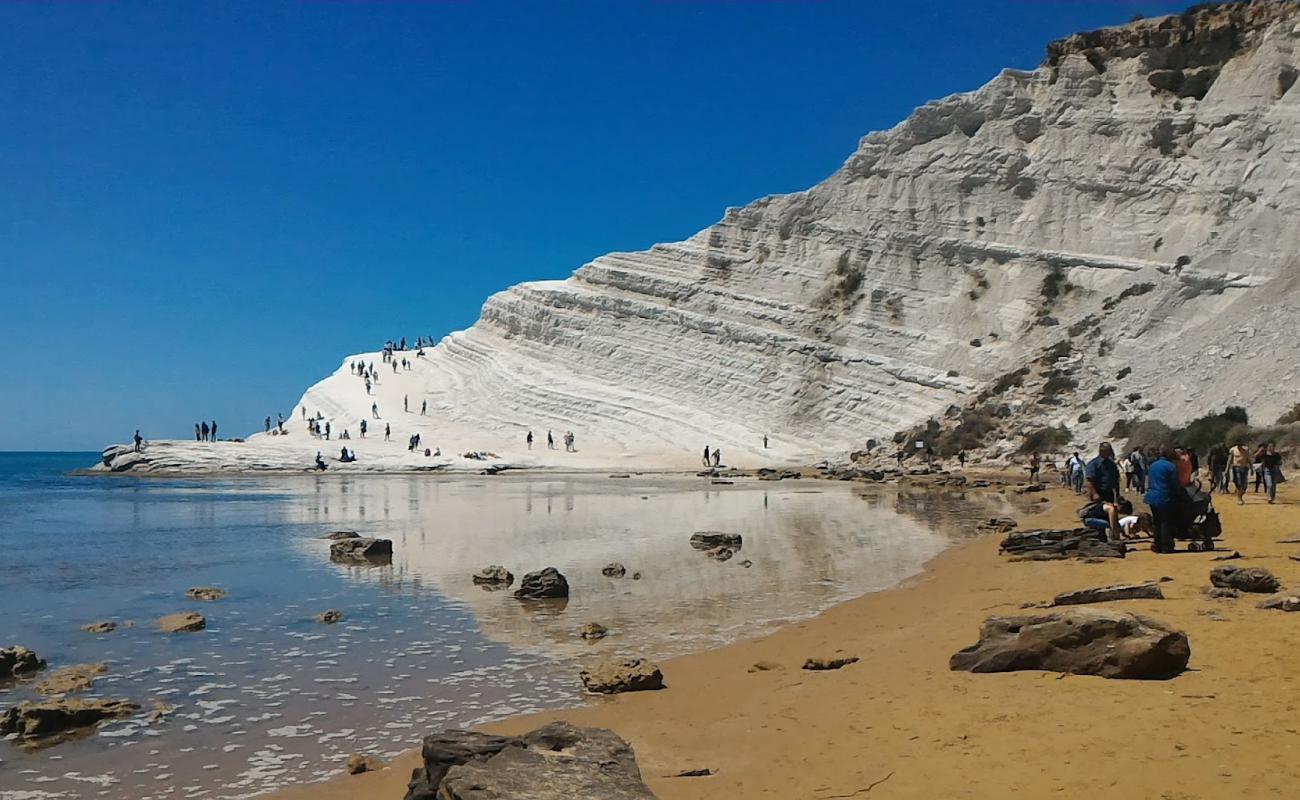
[{"x1": 274, "y1": 477, "x2": 1299, "y2": 799}]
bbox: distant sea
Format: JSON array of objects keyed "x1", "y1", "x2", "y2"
[{"x1": 0, "y1": 452, "x2": 992, "y2": 799}]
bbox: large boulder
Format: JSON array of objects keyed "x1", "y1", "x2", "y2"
[
  {"x1": 1210, "y1": 566, "x2": 1280, "y2": 594},
  {"x1": 0, "y1": 698, "x2": 140, "y2": 740},
  {"x1": 950, "y1": 608, "x2": 1190, "y2": 680},
  {"x1": 403, "y1": 722, "x2": 654, "y2": 800},
  {"x1": 330, "y1": 537, "x2": 393, "y2": 563},
  {"x1": 1258, "y1": 592, "x2": 1300, "y2": 612},
  {"x1": 1052, "y1": 583, "x2": 1164, "y2": 606},
  {"x1": 579, "y1": 658, "x2": 664, "y2": 694},
  {"x1": 0, "y1": 646, "x2": 45, "y2": 678},
  {"x1": 514, "y1": 567, "x2": 569, "y2": 600}
]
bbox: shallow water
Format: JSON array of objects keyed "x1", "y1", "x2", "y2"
[{"x1": 0, "y1": 454, "x2": 1004, "y2": 798}]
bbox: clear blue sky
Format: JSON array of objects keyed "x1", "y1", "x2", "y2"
[{"x1": 0, "y1": 0, "x2": 1191, "y2": 451}]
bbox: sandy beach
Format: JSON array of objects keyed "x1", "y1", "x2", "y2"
[{"x1": 272, "y1": 473, "x2": 1300, "y2": 799}]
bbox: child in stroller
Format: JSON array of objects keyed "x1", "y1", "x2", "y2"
[{"x1": 1180, "y1": 482, "x2": 1222, "y2": 552}]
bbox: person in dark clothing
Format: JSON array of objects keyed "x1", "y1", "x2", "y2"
[
  {"x1": 264, "y1": 416, "x2": 271, "y2": 433},
  {"x1": 1084, "y1": 442, "x2": 1122, "y2": 503},
  {"x1": 195, "y1": 423, "x2": 202, "y2": 442},
  {"x1": 547, "y1": 430, "x2": 554, "y2": 450},
  {"x1": 702, "y1": 445, "x2": 711, "y2": 467},
  {"x1": 324, "y1": 421, "x2": 331, "y2": 440},
  {"x1": 1187, "y1": 447, "x2": 1200, "y2": 476},
  {"x1": 210, "y1": 420, "x2": 218, "y2": 441},
  {"x1": 201, "y1": 421, "x2": 209, "y2": 442},
  {"x1": 315, "y1": 452, "x2": 327, "y2": 471},
  {"x1": 133, "y1": 430, "x2": 143, "y2": 452},
  {"x1": 359, "y1": 420, "x2": 367, "y2": 438},
  {"x1": 1145, "y1": 446, "x2": 1185, "y2": 554},
  {"x1": 384, "y1": 423, "x2": 391, "y2": 441},
  {"x1": 1262, "y1": 442, "x2": 1285, "y2": 504},
  {"x1": 526, "y1": 431, "x2": 534, "y2": 450},
  {"x1": 958, "y1": 451, "x2": 967, "y2": 468}
]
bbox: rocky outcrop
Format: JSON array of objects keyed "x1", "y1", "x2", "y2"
[
  {"x1": 156, "y1": 612, "x2": 206, "y2": 633},
  {"x1": 579, "y1": 659, "x2": 665, "y2": 694},
  {"x1": 580, "y1": 622, "x2": 609, "y2": 641},
  {"x1": 323, "y1": 530, "x2": 360, "y2": 540},
  {"x1": 185, "y1": 586, "x2": 226, "y2": 601},
  {"x1": 1052, "y1": 582, "x2": 1164, "y2": 606},
  {"x1": 950, "y1": 608, "x2": 1190, "y2": 679},
  {"x1": 1210, "y1": 566, "x2": 1281, "y2": 594},
  {"x1": 330, "y1": 537, "x2": 393, "y2": 563},
  {"x1": 977, "y1": 516, "x2": 1019, "y2": 533},
  {"x1": 1, "y1": 699, "x2": 140, "y2": 741},
  {"x1": 32, "y1": 663, "x2": 107, "y2": 696},
  {"x1": 472, "y1": 565, "x2": 515, "y2": 587},
  {"x1": 1000, "y1": 528, "x2": 1126, "y2": 560},
  {"x1": 1258, "y1": 591, "x2": 1300, "y2": 611},
  {"x1": 347, "y1": 753, "x2": 385, "y2": 774},
  {"x1": 0, "y1": 646, "x2": 45, "y2": 678},
  {"x1": 690, "y1": 532, "x2": 743, "y2": 550},
  {"x1": 403, "y1": 722, "x2": 654, "y2": 800},
  {"x1": 514, "y1": 567, "x2": 569, "y2": 600},
  {"x1": 803, "y1": 656, "x2": 859, "y2": 671}
]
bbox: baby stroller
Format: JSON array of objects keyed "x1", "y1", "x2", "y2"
[{"x1": 1180, "y1": 482, "x2": 1222, "y2": 552}]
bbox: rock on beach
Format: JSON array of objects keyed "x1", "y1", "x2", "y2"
[
  {"x1": 0, "y1": 646, "x2": 46, "y2": 678},
  {"x1": 580, "y1": 659, "x2": 664, "y2": 694},
  {"x1": 514, "y1": 567, "x2": 569, "y2": 599}
]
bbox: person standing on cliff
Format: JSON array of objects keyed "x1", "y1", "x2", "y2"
[
  {"x1": 200, "y1": 421, "x2": 210, "y2": 442},
  {"x1": 703, "y1": 445, "x2": 711, "y2": 467},
  {"x1": 527, "y1": 431, "x2": 534, "y2": 450},
  {"x1": 420, "y1": 399, "x2": 427, "y2": 416},
  {"x1": 133, "y1": 430, "x2": 143, "y2": 452},
  {"x1": 371, "y1": 403, "x2": 379, "y2": 419},
  {"x1": 384, "y1": 423, "x2": 391, "y2": 441},
  {"x1": 359, "y1": 420, "x2": 368, "y2": 438},
  {"x1": 324, "y1": 421, "x2": 331, "y2": 440},
  {"x1": 195, "y1": 422, "x2": 202, "y2": 442},
  {"x1": 763, "y1": 435, "x2": 769, "y2": 449},
  {"x1": 264, "y1": 416, "x2": 271, "y2": 433},
  {"x1": 712, "y1": 447, "x2": 722, "y2": 468},
  {"x1": 1028, "y1": 452, "x2": 1041, "y2": 483},
  {"x1": 404, "y1": 395, "x2": 409, "y2": 413},
  {"x1": 211, "y1": 420, "x2": 218, "y2": 442},
  {"x1": 547, "y1": 430, "x2": 554, "y2": 450}
]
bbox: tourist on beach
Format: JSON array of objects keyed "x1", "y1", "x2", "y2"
[
  {"x1": 1229, "y1": 440, "x2": 1251, "y2": 504},
  {"x1": 341, "y1": 429, "x2": 350, "y2": 440},
  {"x1": 764, "y1": 435, "x2": 769, "y2": 449},
  {"x1": 1118, "y1": 453, "x2": 1132, "y2": 489},
  {"x1": 324, "y1": 421, "x2": 331, "y2": 440},
  {"x1": 547, "y1": 430, "x2": 555, "y2": 450},
  {"x1": 1145, "y1": 446, "x2": 1186, "y2": 554},
  {"x1": 703, "y1": 446, "x2": 711, "y2": 467},
  {"x1": 527, "y1": 431, "x2": 534, "y2": 450},
  {"x1": 420, "y1": 400, "x2": 427, "y2": 416},
  {"x1": 404, "y1": 395, "x2": 409, "y2": 413},
  {"x1": 365, "y1": 378, "x2": 372, "y2": 394},
  {"x1": 384, "y1": 423, "x2": 391, "y2": 441},
  {"x1": 1080, "y1": 496, "x2": 1132, "y2": 542},
  {"x1": 1128, "y1": 448, "x2": 1148, "y2": 494},
  {"x1": 1207, "y1": 446, "x2": 1228, "y2": 493},
  {"x1": 1066, "y1": 452, "x2": 1084, "y2": 494},
  {"x1": 1262, "y1": 442, "x2": 1285, "y2": 504},
  {"x1": 1174, "y1": 446, "x2": 1193, "y2": 487},
  {"x1": 1188, "y1": 447, "x2": 1200, "y2": 477},
  {"x1": 1085, "y1": 442, "x2": 1121, "y2": 503},
  {"x1": 359, "y1": 420, "x2": 367, "y2": 438},
  {"x1": 133, "y1": 430, "x2": 143, "y2": 452},
  {"x1": 712, "y1": 447, "x2": 721, "y2": 468},
  {"x1": 372, "y1": 403, "x2": 379, "y2": 419},
  {"x1": 1253, "y1": 443, "x2": 1268, "y2": 493},
  {"x1": 195, "y1": 423, "x2": 202, "y2": 442},
  {"x1": 315, "y1": 452, "x2": 327, "y2": 471}
]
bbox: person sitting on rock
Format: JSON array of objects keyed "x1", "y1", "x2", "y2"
[{"x1": 315, "y1": 452, "x2": 327, "y2": 471}]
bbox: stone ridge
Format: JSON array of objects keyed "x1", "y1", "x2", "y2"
[{"x1": 1046, "y1": 0, "x2": 1299, "y2": 70}]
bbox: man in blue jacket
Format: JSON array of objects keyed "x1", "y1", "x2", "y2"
[
  {"x1": 1144, "y1": 445, "x2": 1185, "y2": 553},
  {"x1": 1085, "y1": 442, "x2": 1122, "y2": 503}
]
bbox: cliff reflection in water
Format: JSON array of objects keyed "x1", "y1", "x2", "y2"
[{"x1": 288, "y1": 476, "x2": 1005, "y2": 661}]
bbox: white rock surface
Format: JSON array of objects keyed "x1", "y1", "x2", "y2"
[{"x1": 99, "y1": 4, "x2": 1300, "y2": 474}]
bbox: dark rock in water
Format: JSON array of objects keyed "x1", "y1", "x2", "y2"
[
  {"x1": 472, "y1": 565, "x2": 514, "y2": 587},
  {"x1": 950, "y1": 608, "x2": 1190, "y2": 679},
  {"x1": 156, "y1": 612, "x2": 205, "y2": 633},
  {"x1": 1210, "y1": 566, "x2": 1280, "y2": 594},
  {"x1": 81, "y1": 621, "x2": 117, "y2": 635},
  {"x1": 580, "y1": 622, "x2": 608, "y2": 641},
  {"x1": 403, "y1": 722, "x2": 654, "y2": 800},
  {"x1": 316, "y1": 609, "x2": 344, "y2": 624},
  {"x1": 33, "y1": 663, "x2": 107, "y2": 696},
  {"x1": 977, "y1": 516, "x2": 1019, "y2": 533},
  {"x1": 1001, "y1": 528, "x2": 1124, "y2": 560},
  {"x1": 690, "y1": 532, "x2": 742, "y2": 551},
  {"x1": 602, "y1": 562, "x2": 627, "y2": 578},
  {"x1": 330, "y1": 538, "x2": 393, "y2": 563},
  {"x1": 1258, "y1": 592, "x2": 1300, "y2": 612},
  {"x1": 1052, "y1": 582, "x2": 1164, "y2": 606},
  {"x1": 1, "y1": 646, "x2": 46, "y2": 678},
  {"x1": 580, "y1": 659, "x2": 665, "y2": 694},
  {"x1": 696, "y1": 469, "x2": 719, "y2": 478},
  {"x1": 323, "y1": 530, "x2": 361, "y2": 540},
  {"x1": 0, "y1": 698, "x2": 140, "y2": 740},
  {"x1": 802, "y1": 656, "x2": 859, "y2": 671},
  {"x1": 514, "y1": 567, "x2": 569, "y2": 600},
  {"x1": 185, "y1": 587, "x2": 226, "y2": 602}
]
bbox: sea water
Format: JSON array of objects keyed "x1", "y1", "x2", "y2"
[{"x1": 0, "y1": 453, "x2": 1002, "y2": 798}]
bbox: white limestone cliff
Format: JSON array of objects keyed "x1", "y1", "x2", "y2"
[{"x1": 101, "y1": 2, "x2": 1300, "y2": 473}]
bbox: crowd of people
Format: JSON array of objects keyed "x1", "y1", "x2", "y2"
[{"x1": 1034, "y1": 437, "x2": 1287, "y2": 554}]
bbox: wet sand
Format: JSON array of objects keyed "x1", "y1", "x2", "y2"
[{"x1": 276, "y1": 475, "x2": 1300, "y2": 799}]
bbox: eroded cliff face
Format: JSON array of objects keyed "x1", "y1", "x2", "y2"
[{"x1": 301, "y1": 1, "x2": 1300, "y2": 464}]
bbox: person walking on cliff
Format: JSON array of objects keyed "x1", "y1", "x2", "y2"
[
  {"x1": 210, "y1": 420, "x2": 218, "y2": 442},
  {"x1": 372, "y1": 402, "x2": 380, "y2": 419},
  {"x1": 712, "y1": 447, "x2": 722, "y2": 468},
  {"x1": 384, "y1": 423, "x2": 391, "y2": 441},
  {"x1": 527, "y1": 431, "x2": 534, "y2": 450},
  {"x1": 763, "y1": 435, "x2": 769, "y2": 449},
  {"x1": 359, "y1": 419, "x2": 368, "y2": 438},
  {"x1": 420, "y1": 399, "x2": 427, "y2": 416},
  {"x1": 547, "y1": 430, "x2": 555, "y2": 450},
  {"x1": 703, "y1": 446, "x2": 711, "y2": 467},
  {"x1": 404, "y1": 395, "x2": 409, "y2": 413},
  {"x1": 1028, "y1": 452, "x2": 1041, "y2": 483},
  {"x1": 133, "y1": 430, "x2": 143, "y2": 453},
  {"x1": 324, "y1": 421, "x2": 331, "y2": 440}
]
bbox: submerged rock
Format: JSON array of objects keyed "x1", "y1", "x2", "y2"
[
  {"x1": 580, "y1": 658, "x2": 664, "y2": 694},
  {"x1": 950, "y1": 608, "x2": 1190, "y2": 679},
  {"x1": 323, "y1": 530, "x2": 361, "y2": 540},
  {"x1": 1052, "y1": 582, "x2": 1164, "y2": 606},
  {"x1": 0, "y1": 646, "x2": 46, "y2": 678},
  {"x1": 514, "y1": 567, "x2": 569, "y2": 600},
  {"x1": 316, "y1": 609, "x2": 344, "y2": 624},
  {"x1": 81, "y1": 621, "x2": 117, "y2": 634},
  {"x1": 185, "y1": 586, "x2": 226, "y2": 601},
  {"x1": 330, "y1": 537, "x2": 393, "y2": 563},
  {"x1": 156, "y1": 612, "x2": 206, "y2": 633},
  {"x1": 1210, "y1": 566, "x2": 1280, "y2": 594},
  {"x1": 580, "y1": 622, "x2": 608, "y2": 641},
  {"x1": 0, "y1": 698, "x2": 140, "y2": 740},
  {"x1": 601, "y1": 562, "x2": 627, "y2": 578},
  {"x1": 472, "y1": 565, "x2": 514, "y2": 587},
  {"x1": 403, "y1": 722, "x2": 654, "y2": 800},
  {"x1": 33, "y1": 663, "x2": 107, "y2": 696},
  {"x1": 347, "y1": 753, "x2": 385, "y2": 774}
]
